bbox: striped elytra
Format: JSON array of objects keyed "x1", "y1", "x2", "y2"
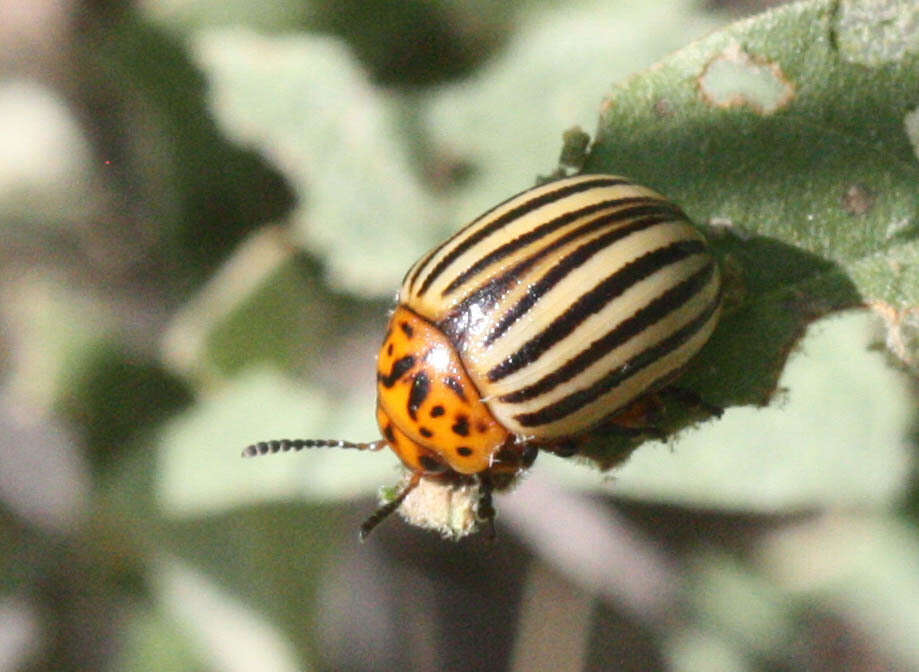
[{"x1": 244, "y1": 174, "x2": 723, "y2": 540}]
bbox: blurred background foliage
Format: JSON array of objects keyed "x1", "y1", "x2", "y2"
[{"x1": 1, "y1": 0, "x2": 918, "y2": 670}]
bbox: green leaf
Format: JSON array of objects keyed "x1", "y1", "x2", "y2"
[{"x1": 585, "y1": 0, "x2": 919, "y2": 410}]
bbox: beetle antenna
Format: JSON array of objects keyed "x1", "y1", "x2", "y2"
[
  {"x1": 242, "y1": 438, "x2": 386, "y2": 458},
  {"x1": 358, "y1": 472, "x2": 422, "y2": 541}
]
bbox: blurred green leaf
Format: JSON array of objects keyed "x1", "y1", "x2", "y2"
[
  {"x1": 162, "y1": 228, "x2": 388, "y2": 383},
  {"x1": 60, "y1": 344, "x2": 193, "y2": 470},
  {"x1": 143, "y1": 0, "x2": 315, "y2": 32},
  {"x1": 78, "y1": 12, "x2": 293, "y2": 291},
  {"x1": 1, "y1": 276, "x2": 192, "y2": 470},
  {"x1": 665, "y1": 628, "x2": 754, "y2": 672},
  {"x1": 0, "y1": 81, "x2": 95, "y2": 230},
  {"x1": 192, "y1": 29, "x2": 442, "y2": 297},
  {"x1": 157, "y1": 368, "x2": 397, "y2": 517},
  {"x1": 2, "y1": 276, "x2": 112, "y2": 412},
  {"x1": 686, "y1": 552, "x2": 797, "y2": 664},
  {"x1": 145, "y1": 0, "x2": 525, "y2": 85},
  {"x1": 422, "y1": 0, "x2": 726, "y2": 222},
  {"x1": 204, "y1": 254, "x2": 385, "y2": 381},
  {"x1": 150, "y1": 558, "x2": 307, "y2": 671},
  {"x1": 157, "y1": 501, "x2": 347, "y2": 670},
  {"x1": 758, "y1": 513, "x2": 919, "y2": 670},
  {"x1": 118, "y1": 604, "x2": 207, "y2": 672},
  {"x1": 304, "y1": 0, "x2": 515, "y2": 86}
]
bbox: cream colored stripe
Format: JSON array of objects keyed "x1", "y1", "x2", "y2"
[{"x1": 477, "y1": 221, "x2": 704, "y2": 374}]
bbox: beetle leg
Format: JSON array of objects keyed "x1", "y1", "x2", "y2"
[
  {"x1": 659, "y1": 386, "x2": 724, "y2": 419},
  {"x1": 543, "y1": 439, "x2": 580, "y2": 458},
  {"x1": 521, "y1": 442, "x2": 539, "y2": 467},
  {"x1": 596, "y1": 395, "x2": 665, "y2": 439},
  {"x1": 476, "y1": 472, "x2": 497, "y2": 541},
  {"x1": 359, "y1": 471, "x2": 422, "y2": 541}
]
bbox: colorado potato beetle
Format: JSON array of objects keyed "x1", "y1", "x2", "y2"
[{"x1": 244, "y1": 174, "x2": 723, "y2": 539}]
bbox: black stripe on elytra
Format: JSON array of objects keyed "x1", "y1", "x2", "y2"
[
  {"x1": 405, "y1": 245, "x2": 440, "y2": 295},
  {"x1": 513, "y1": 293, "x2": 722, "y2": 427},
  {"x1": 487, "y1": 239, "x2": 707, "y2": 382},
  {"x1": 437, "y1": 209, "x2": 679, "y2": 346},
  {"x1": 440, "y1": 197, "x2": 674, "y2": 297},
  {"x1": 481, "y1": 214, "x2": 691, "y2": 349},
  {"x1": 378, "y1": 355, "x2": 415, "y2": 388},
  {"x1": 499, "y1": 261, "x2": 717, "y2": 403},
  {"x1": 408, "y1": 371, "x2": 430, "y2": 420},
  {"x1": 415, "y1": 177, "x2": 628, "y2": 297}
]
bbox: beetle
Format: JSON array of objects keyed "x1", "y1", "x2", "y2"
[{"x1": 243, "y1": 174, "x2": 723, "y2": 539}]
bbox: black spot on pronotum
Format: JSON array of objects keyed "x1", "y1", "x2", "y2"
[
  {"x1": 457, "y1": 446, "x2": 473, "y2": 457},
  {"x1": 408, "y1": 372, "x2": 431, "y2": 419},
  {"x1": 430, "y1": 405, "x2": 445, "y2": 417},
  {"x1": 444, "y1": 376, "x2": 467, "y2": 402},
  {"x1": 451, "y1": 415, "x2": 470, "y2": 436},
  {"x1": 419, "y1": 427, "x2": 433, "y2": 438},
  {"x1": 379, "y1": 355, "x2": 415, "y2": 388},
  {"x1": 400, "y1": 321, "x2": 414, "y2": 338},
  {"x1": 419, "y1": 455, "x2": 443, "y2": 472},
  {"x1": 383, "y1": 424, "x2": 396, "y2": 443}
]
